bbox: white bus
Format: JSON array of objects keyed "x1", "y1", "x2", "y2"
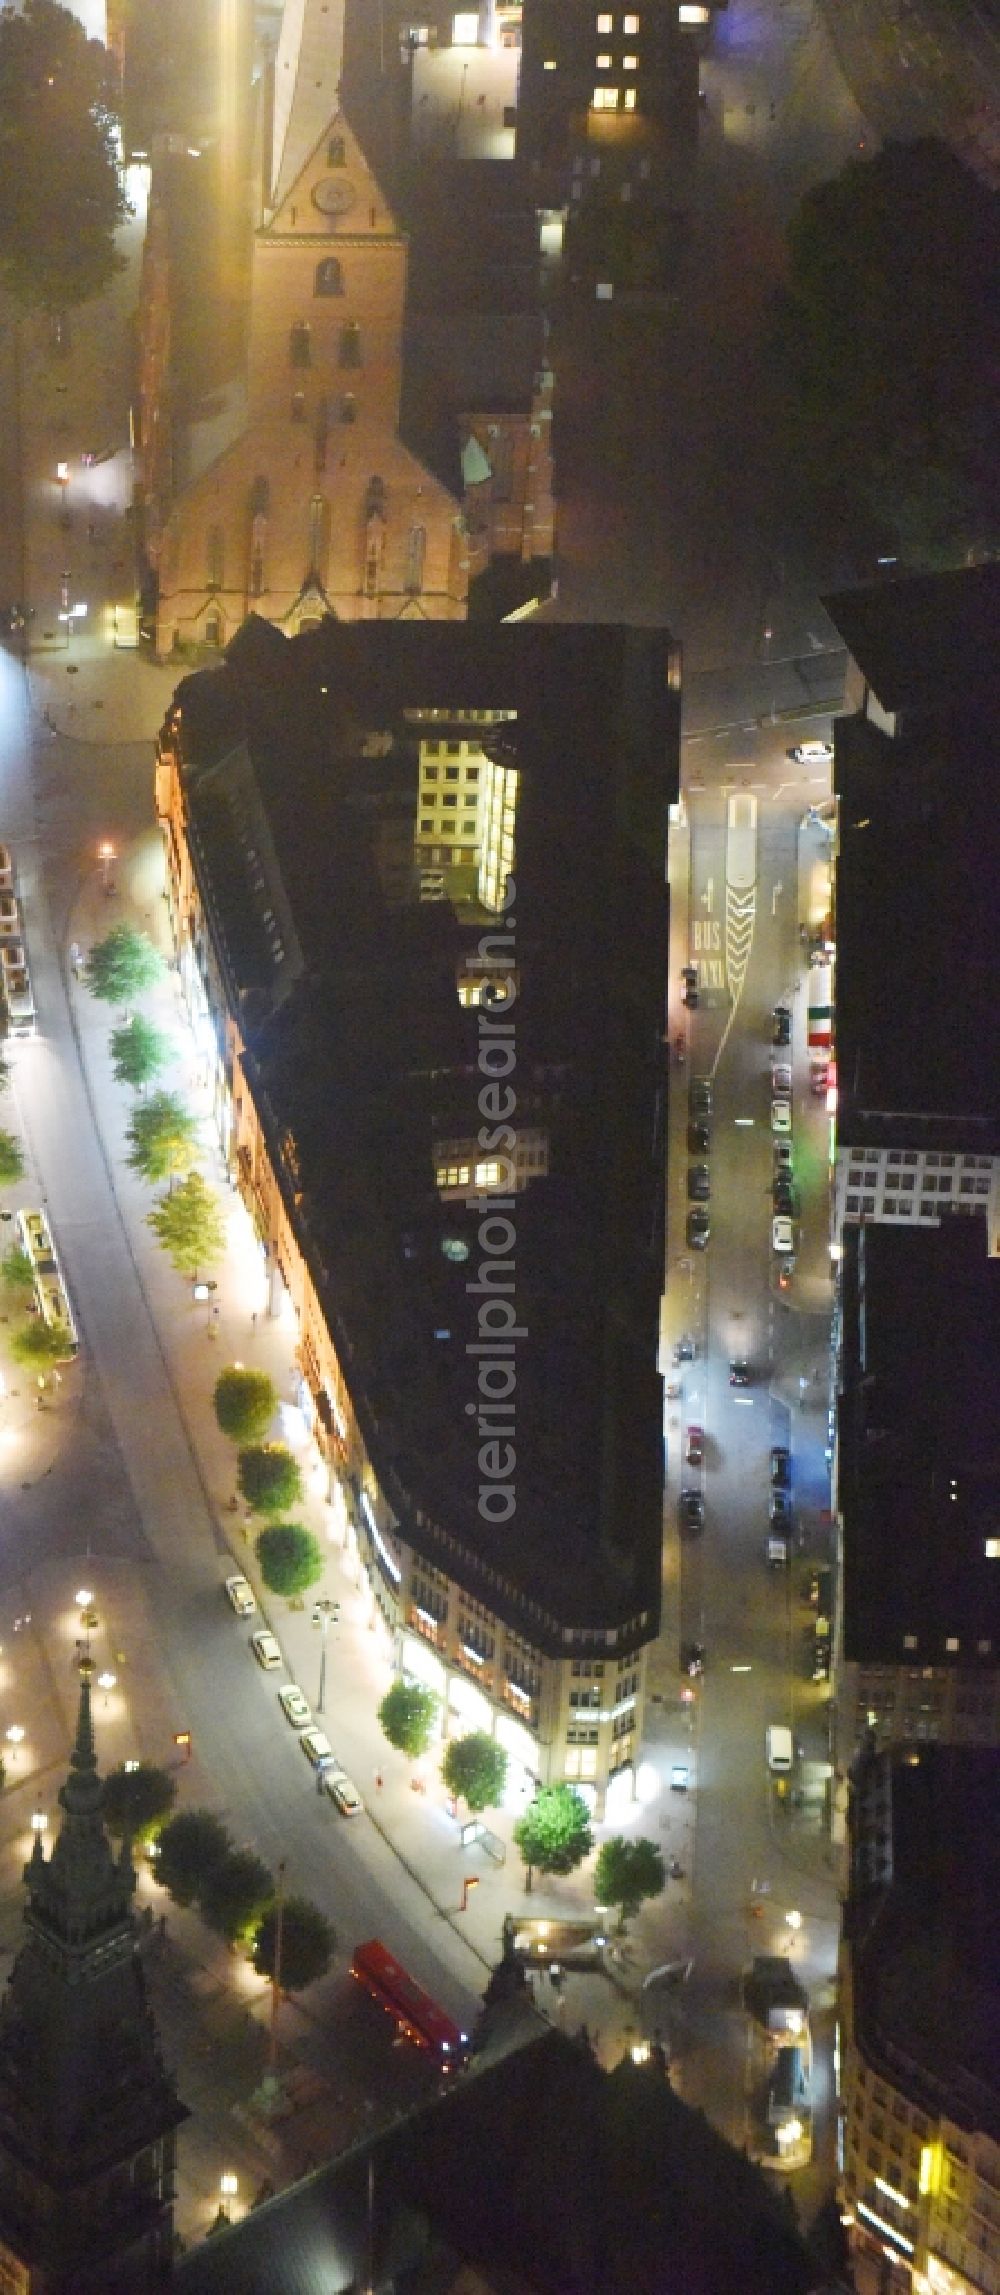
[{"x1": 17, "y1": 1209, "x2": 78, "y2": 1355}]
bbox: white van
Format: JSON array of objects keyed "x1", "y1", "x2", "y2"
[{"x1": 766, "y1": 1725, "x2": 794, "y2": 1774}]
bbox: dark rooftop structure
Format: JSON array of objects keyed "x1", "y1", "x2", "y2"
[
  {"x1": 823, "y1": 567, "x2": 1000, "y2": 1153},
  {"x1": 163, "y1": 617, "x2": 678, "y2": 1646},
  {"x1": 845, "y1": 1739, "x2": 1000, "y2": 2144},
  {"x1": 837, "y1": 1216, "x2": 1000, "y2": 1671},
  {"x1": 824, "y1": 563, "x2": 1000, "y2": 723},
  {"x1": 176, "y1": 2021, "x2": 818, "y2": 2295}
]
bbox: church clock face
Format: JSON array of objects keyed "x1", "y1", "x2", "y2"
[{"x1": 312, "y1": 176, "x2": 357, "y2": 218}]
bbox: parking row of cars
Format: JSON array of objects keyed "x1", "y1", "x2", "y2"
[
  {"x1": 686, "y1": 1073, "x2": 713, "y2": 1250},
  {"x1": 0, "y1": 845, "x2": 36, "y2": 1037},
  {"x1": 224, "y1": 1572, "x2": 363, "y2": 1817}
]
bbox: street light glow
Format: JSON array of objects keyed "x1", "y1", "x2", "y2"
[{"x1": 75, "y1": 1588, "x2": 94, "y2": 1607}]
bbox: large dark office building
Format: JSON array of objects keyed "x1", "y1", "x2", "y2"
[{"x1": 156, "y1": 617, "x2": 679, "y2": 1815}]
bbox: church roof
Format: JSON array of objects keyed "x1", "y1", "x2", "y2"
[{"x1": 270, "y1": 0, "x2": 348, "y2": 215}]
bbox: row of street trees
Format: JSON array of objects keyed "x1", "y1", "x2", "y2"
[
  {"x1": 87, "y1": 925, "x2": 229, "y2": 1279},
  {"x1": 212, "y1": 1367, "x2": 324, "y2": 1600},
  {"x1": 375, "y1": 1684, "x2": 665, "y2": 1922}
]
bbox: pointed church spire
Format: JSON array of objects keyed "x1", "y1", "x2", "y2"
[{"x1": 60, "y1": 1659, "x2": 100, "y2": 1815}]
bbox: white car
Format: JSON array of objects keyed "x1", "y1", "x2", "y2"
[
  {"x1": 772, "y1": 1216, "x2": 795, "y2": 1254},
  {"x1": 787, "y1": 740, "x2": 833, "y2": 765},
  {"x1": 278, "y1": 1683, "x2": 311, "y2": 1730},
  {"x1": 771, "y1": 1100, "x2": 792, "y2": 1135},
  {"x1": 225, "y1": 1574, "x2": 257, "y2": 1619},
  {"x1": 250, "y1": 1628, "x2": 282, "y2": 1670},
  {"x1": 323, "y1": 1769, "x2": 363, "y2": 1817},
  {"x1": 300, "y1": 1726, "x2": 335, "y2": 1769}
]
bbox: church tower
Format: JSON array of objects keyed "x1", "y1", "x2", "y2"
[{"x1": 0, "y1": 1668, "x2": 186, "y2": 2292}]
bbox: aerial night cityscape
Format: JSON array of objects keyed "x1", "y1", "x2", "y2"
[{"x1": 0, "y1": 0, "x2": 996, "y2": 2288}]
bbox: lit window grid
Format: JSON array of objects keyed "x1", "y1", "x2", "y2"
[
  {"x1": 835, "y1": 1147, "x2": 998, "y2": 1239},
  {"x1": 477, "y1": 759, "x2": 518, "y2": 914}
]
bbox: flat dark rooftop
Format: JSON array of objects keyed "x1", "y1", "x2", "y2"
[
  {"x1": 169, "y1": 617, "x2": 677, "y2": 1630},
  {"x1": 834, "y1": 710, "x2": 1000, "y2": 1144},
  {"x1": 838, "y1": 1217, "x2": 1000, "y2": 1669},
  {"x1": 850, "y1": 1744, "x2": 1000, "y2": 2139},
  {"x1": 824, "y1": 563, "x2": 1000, "y2": 716}
]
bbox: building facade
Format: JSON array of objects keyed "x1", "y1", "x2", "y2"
[{"x1": 155, "y1": 617, "x2": 677, "y2": 1814}]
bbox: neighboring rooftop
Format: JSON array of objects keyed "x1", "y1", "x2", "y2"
[
  {"x1": 838, "y1": 1216, "x2": 1000, "y2": 1670},
  {"x1": 164, "y1": 617, "x2": 678, "y2": 1638},
  {"x1": 176, "y1": 2024, "x2": 817, "y2": 2295},
  {"x1": 847, "y1": 1740, "x2": 1000, "y2": 2141},
  {"x1": 824, "y1": 563, "x2": 1000, "y2": 719},
  {"x1": 833, "y1": 704, "x2": 1000, "y2": 1146}
]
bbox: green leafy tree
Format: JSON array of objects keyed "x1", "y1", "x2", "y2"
[
  {"x1": 200, "y1": 1848, "x2": 274, "y2": 1945},
  {"x1": 0, "y1": 1130, "x2": 25, "y2": 1184},
  {"x1": 213, "y1": 1365, "x2": 276, "y2": 1444},
  {"x1": 84, "y1": 924, "x2": 164, "y2": 1007},
  {"x1": 155, "y1": 1809, "x2": 230, "y2": 1907},
  {"x1": 513, "y1": 1785, "x2": 593, "y2": 1891},
  {"x1": 442, "y1": 1731, "x2": 508, "y2": 1815},
  {"x1": 238, "y1": 1443, "x2": 303, "y2": 1517},
  {"x1": 254, "y1": 1522, "x2": 322, "y2": 1598},
  {"x1": 109, "y1": 1014, "x2": 170, "y2": 1092},
  {"x1": 1, "y1": 1244, "x2": 34, "y2": 1296},
  {"x1": 147, "y1": 1172, "x2": 226, "y2": 1276},
  {"x1": 127, "y1": 1091, "x2": 199, "y2": 1185},
  {"x1": 778, "y1": 138, "x2": 1000, "y2": 566},
  {"x1": 0, "y1": 0, "x2": 131, "y2": 313},
  {"x1": 377, "y1": 1680, "x2": 439, "y2": 1760},
  {"x1": 101, "y1": 1761, "x2": 177, "y2": 1843},
  {"x1": 594, "y1": 1836, "x2": 666, "y2": 1930},
  {"x1": 10, "y1": 1317, "x2": 74, "y2": 1366},
  {"x1": 252, "y1": 1896, "x2": 335, "y2": 1993}
]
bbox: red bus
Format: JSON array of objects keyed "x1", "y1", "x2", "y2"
[{"x1": 350, "y1": 1939, "x2": 470, "y2": 2072}]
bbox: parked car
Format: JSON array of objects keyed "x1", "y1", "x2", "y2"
[
  {"x1": 773, "y1": 1179, "x2": 796, "y2": 1215},
  {"x1": 773, "y1": 1141, "x2": 793, "y2": 1173},
  {"x1": 685, "y1": 1424, "x2": 704, "y2": 1466},
  {"x1": 689, "y1": 1077, "x2": 713, "y2": 1119},
  {"x1": 225, "y1": 1574, "x2": 257, "y2": 1620},
  {"x1": 687, "y1": 1164, "x2": 711, "y2": 1202},
  {"x1": 771, "y1": 1100, "x2": 792, "y2": 1135},
  {"x1": 0, "y1": 893, "x2": 19, "y2": 935},
  {"x1": 772, "y1": 1005, "x2": 791, "y2": 1046},
  {"x1": 250, "y1": 1629, "x2": 282, "y2": 1670},
  {"x1": 0, "y1": 845, "x2": 12, "y2": 894},
  {"x1": 278, "y1": 1683, "x2": 311, "y2": 1730},
  {"x1": 769, "y1": 1490, "x2": 792, "y2": 1525},
  {"x1": 680, "y1": 1641, "x2": 706, "y2": 1677},
  {"x1": 300, "y1": 1726, "x2": 335, "y2": 1770},
  {"x1": 772, "y1": 1216, "x2": 795, "y2": 1255},
  {"x1": 681, "y1": 962, "x2": 699, "y2": 1009},
  {"x1": 771, "y1": 1063, "x2": 792, "y2": 1098},
  {"x1": 729, "y1": 1357, "x2": 751, "y2": 1387},
  {"x1": 687, "y1": 1120, "x2": 710, "y2": 1155},
  {"x1": 770, "y1": 1446, "x2": 791, "y2": 1486},
  {"x1": 787, "y1": 740, "x2": 833, "y2": 765},
  {"x1": 812, "y1": 1640, "x2": 831, "y2": 1681},
  {"x1": 679, "y1": 1488, "x2": 705, "y2": 1534},
  {"x1": 674, "y1": 1333, "x2": 696, "y2": 1362},
  {"x1": 687, "y1": 1208, "x2": 710, "y2": 1250},
  {"x1": 323, "y1": 1769, "x2": 363, "y2": 1817}
]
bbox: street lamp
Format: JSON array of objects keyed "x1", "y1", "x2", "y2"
[
  {"x1": 30, "y1": 1810, "x2": 47, "y2": 1836},
  {"x1": 75, "y1": 1587, "x2": 94, "y2": 1608},
  {"x1": 311, "y1": 1598, "x2": 340, "y2": 1714},
  {"x1": 6, "y1": 1725, "x2": 24, "y2": 1762},
  {"x1": 786, "y1": 1908, "x2": 802, "y2": 1931},
  {"x1": 98, "y1": 841, "x2": 116, "y2": 894}
]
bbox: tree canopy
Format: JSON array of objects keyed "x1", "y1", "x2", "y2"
[
  {"x1": 110, "y1": 1014, "x2": 171, "y2": 1092},
  {"x1": 0, "y1": 0, "x2": 130, "y2": 313},
  {"x1": 10, "y1": 1317, "x2": 74, "y2": 1366},
  {"x1": 594, "y1": 1836, "x2": 666, "y2": 1928},
  {"x1": 514, "y1": 1785, "x2": 594, "y2": 1887},
  {"x1": 213, "y1": 1365, "x2": 276, "y2": 1444},
  {"x1": 441, "y1": 1731, "x2": 508, "y2": 1814},
  {"x1": 155, "y1": 1809, "x2": 230, "y2": 1906},
  {"x1": 147, "y1": 1171, "x2": 226, "y2": 1276},
  {"x1": 101, "y1": 1761, "x2": 177, "y2": 1843},
  {"x1": 778, "y1": 137, "x2": 1000, "y2": 566},
  {"x1": 377, "y1": 1680, "x2": 439, "y2": 1760},
  {"x1": 238, "y1": 1443, "x2": 303, "y2": 1517},
  {"x1": 85, "y1": 925, "x2": 164, "y2": 1007},
  {"x1": 255, "y1": 1521, "x2": 323, "y2": 1598},
  {"x1": 0, "y1": 1130, "x2": 24, "y2": 1185},
  {"x1": 127, "y1": 1091, "x2": 199, "y2": 1185},
  {"x1": 200, "y1": 1848, "x2": 274, "y2": 1944},
  {"x1": 252, "y1": 1896, "x2": 335, "y2": 1992}
]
